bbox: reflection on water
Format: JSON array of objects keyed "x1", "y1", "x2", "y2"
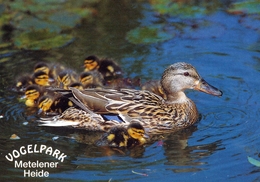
[{"x1": 1, "y1": 0, "x2": 260, "y2": 181}]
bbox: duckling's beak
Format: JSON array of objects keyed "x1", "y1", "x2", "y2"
[
  {"x1": 48, "y1": 78, "x2": 55, "y2": 83},
  {"x1": 194, "y1": 79, "x2": 222, "y2": 96}
]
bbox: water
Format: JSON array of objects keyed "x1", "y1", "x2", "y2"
[{"x1": 1, "y1": 1, "x2": 260, "y2": 181}]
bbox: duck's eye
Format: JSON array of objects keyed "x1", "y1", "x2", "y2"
[{"x1": 184, "y1": 72, "x2": 189, "y2": 76}]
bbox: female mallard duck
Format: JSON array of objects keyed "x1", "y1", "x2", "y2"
[
  {"x1": 141, "y1": 80, "x2": 166, "y2": 99},
  {"x1": 96, "y1": 122, "x2": 146, "y2": 148},
  {"x1": 39, "y1": 62, "x2": 222, "y2": 134}
]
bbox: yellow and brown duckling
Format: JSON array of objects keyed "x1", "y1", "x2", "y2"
[
  {"x1": 39, "y1": 62, "x2": 222, "y2": 135},
  {"x1": 96, "y1": 122, "x2": 146, "y2": 148},
  {"x1": 33, "y1": 62, "x2": 66, "y2": 81},
  {"x1": 98, "y1": 58, "x2": 123, "y2": 81},
  {"x1": 84, "y1": 55, "x2": 123, "y2": 81},
  {"x1": 32, "y1": 70, "x2": 54, "y2": 87},
  {"x1": 57, "y1": 70, "x2": 78, "y2": 89},
  {"x1": 38, "y1": 94, "x2": 75, "y2": 115},
  {"x1": 80, "y1": 71, "x2": 105, "y2": 88},
  {"x1": 23, "y1": 84, "x2": 44, "y2": 107},
  {"x1": 34, "y1": 62, "x2": 50, "y2": 75},
  {"x1": 15, "y1": 75, "x2": 33, "y2": 92},
  {"x1": 84, "y1": 55, "x2": 100, "y2": 71}
]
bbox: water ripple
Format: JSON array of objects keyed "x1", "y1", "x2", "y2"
[{"x1": 199, "y1": 106, "x2": 247, "y2": 129}]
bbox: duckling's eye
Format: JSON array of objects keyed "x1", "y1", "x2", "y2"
[{"x1": 184, "y1": 72, "x2": 189, "y2": 76}]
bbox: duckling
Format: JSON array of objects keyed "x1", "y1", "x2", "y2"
[
  {"x1": 38, "y1": 94, "x2": 75, "y2": 115},
  {"x1": 141, "y1": 80, "x2": 167, "y2": 99},
  {"x1": 96, "y1": 122, "x2": 146, "y2": 148},
  {"x1": 23, "y1": 84, "x2": 44, "y2": 107},
  {"x1": 15, "y1": 75, "x2": 33, "y2": 92},
  {"x1": 98, "y1": 58, "x2": 123, "y2": 81},
  {"x1": 57, "y1": 70, "x2": 78, "y2": 89},
  {"x1": 34, "y1": 62, "x2": 66, "y2": 81},
  {"x1": 84, "y1": 55, "x2": 123, "y2": 81},
  {"x1": 34, "y1": 62, "x2": 50, "y2": 75},
  {"x1": 80, "y1": 71, "x2": 104, "y2": 88},
  {"x1": 32, "y1": 70, "x2": 53, "y2": 87},
  {"x1": 84, "y1": 55, "x2": 100, "y2": 71}
]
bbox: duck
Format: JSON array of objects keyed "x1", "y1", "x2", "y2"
[
  {"x1": 84, "y1": 55, "x2": 100, "y2": 72},
  {"x1": 37, "y1": 94, "x2": 75, "y2": 115},
  {"x1": 98, "y1": 58, "x2": 123, "y2": 81},
  {"x1": 84, "y1": 55, "x2": 123, "y2": 81},
  {"x1": 15, "y1": 74, "x2": 33, "y2": 92},
  {"x1": 23, "y1": 84, "x2": 44, "y2": 107},
  {"x1": 57, "y1": 70, "x2": 78, "y2": 89},
  {"x1": 96, "y1": 121, "x2": 146, "y2": 148},
  {"x1": 141, "y1": 80, "x2": 167, "y2": 99},
  {"x1": 38, "y1": 62, "x2": 222, "y2": 135},
  {"x1": 32, "y1": 70, "x2": 54, "y2": 87},
  {"x1": 34, "y1": 62, "x2": 66, "y2": 81},
  {"x1": 79, "y1": 71, "x2": 105, "y2": 88}
]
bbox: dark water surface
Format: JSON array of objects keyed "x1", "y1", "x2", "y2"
[{"x1": 1, "y1": 1, "x2": 260, "y2": 181}]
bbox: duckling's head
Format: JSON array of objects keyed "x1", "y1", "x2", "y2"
[
  {"x1": 16, "y1": 75, "x2": 33, "y2": 92},
  {"x1": 127, "y1": 122, "x2": 146, "y2": 145},
  {"x1": 57, "y1": 70, "x2": 77, "y2": 89},
  {"x1": 80, "y1": 72, "x2": 94, "y2": 86},
  {"x1": 32, "y1": 71, "x2": 51, "y2": 86},
  {"x1": 25, "y1": 85, "x2": 41, "y2": 100},
  {"x1": 38, "y1": 95, "x2": 54, "y2": 113},
  {"x1": 84, "y1": 55, "x2": 100, "y2": 71},
  {"x1": 161, "y1": 62, "x2": 222, "y2": 102},
  {"x1": 58, "y1": 72, "x2": 69, "y2": 88},
  {"x1": 24, "y1": 84, "x2": 42, "y2": 107},
  {"x1": 34, "y1": 62, "x2": 50, "y2": 75}
]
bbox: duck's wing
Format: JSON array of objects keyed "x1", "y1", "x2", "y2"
[{"x1": 69, "y1": 87, "x2": 164, "y2": 118}]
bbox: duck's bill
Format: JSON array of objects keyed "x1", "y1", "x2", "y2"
[{"x1": 195, "y1": 79, "x2": 223, "y2": 96}]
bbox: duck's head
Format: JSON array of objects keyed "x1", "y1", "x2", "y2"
[
  {"x1": 84, "y1": 55, "x2": 100, "y2": 71},
  {"x1": 24, "y1": 85, "x2": 41, "y2": 100},
  {"x1": 34, "y1": 62, "x2": 50, "y2": 75},
  {"x1": 57, "y1": 71, "x2": 75, "y2": 89},
  {"x1": 38, "y1": 95, "x2": 54, "y2": 113},
  {"x1": 23, "y1": 84, "x2": 42, "y2": 107},
  {"x1": 127, "y1": 122, "x2": 147, "y2": 145},
  {"x1": 161, "y1": 62, "x2": 222, "y2": 102},
  {"x1": 16, "y1": 75, "x2": 33, "y2": 92},
  {"x1": 80, "y1": 72, "x2": 94, "y2": 86},
  {"x1": 32, "y1": 71, "x2": 52, "y2": 86}
]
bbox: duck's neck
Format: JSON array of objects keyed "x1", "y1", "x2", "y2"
[{"x1": 165, "y1": 91, "x2": 188, "y2": 103}]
